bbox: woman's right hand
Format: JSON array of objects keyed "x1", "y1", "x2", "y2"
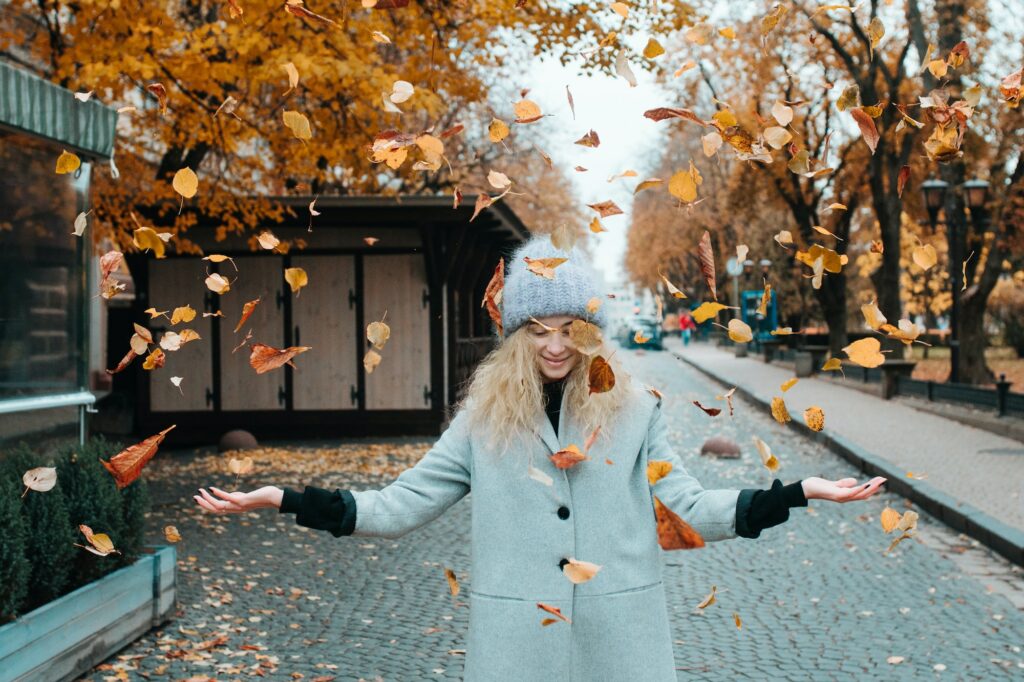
[{"x1": 194, "y1": 486, "x2": 283, "y2": 514}]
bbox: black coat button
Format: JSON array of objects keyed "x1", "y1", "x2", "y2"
[
  {"x1": 557, "y1": 506, "x2": 570, "y2": 520},
  {"x1": 558, "y1": 558, "x2": 569, "y2": 569}
]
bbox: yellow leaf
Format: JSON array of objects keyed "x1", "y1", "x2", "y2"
[
  {"x1": 610, "y1": 2, "x2": 629, "y2": 18},
  {"x1": 821, "y1": 357, "x2": 843, "y2": 372},
  {"x1": 668, "y1": 168, "x2": 697, "y2": 203},
  {"x1": 780, "y1": 377, "x2": 798, "y2": 392},
  {"x1": 133, "y1": 227, "x2": 167, "y2": 259},
  {"x1": 861, "y1": 299, "x2": 887, "y2": 330},
  {"x1": 880, "y1": 507, "x2": 901, "y2": 533},
  {"x1": 283, "y1": 62, "x2": 299, "y2": 92},
  {"x1": 912, "y1": 244, "x2": 937, "y2": 271},
  {"x1": 172, "y1": 167, "x2": 198, "y2": 199},
  {"x1": 647, "y1": 460, "x2": 673, "y2": 486},
  {"x1": 282, "y1": 110, "x2": 312, "y2": 141},
  {"x1": 867, "y1": 17, "x2": 885, "y2": 59},
  {"x1": 692, "y1": 301, "x2": 733, "y2": 323},
  {"x1": 489, "y1": 118, "x2": 510, "y2": 143},
  {"x1": 697, "y1": 585, "x2": 717, "y2": 609},
  {"x1": 753, "y1": 436, "x2": 779, "y2": 472},
  {"x1": 634, "y1": 178, "x2": 664, "y2": 194},
  {"x1": 170, "y1": 305, "x2": 196, "y2": 325},
  {"x1": 828, "y1": 203, "x2": 848, "y2": 211},
  {"x1": 836, "y1": 84, "x2": 860, "y2": 112},
  {"x1": 643, "y1": 38, "x2": 665, "y2": 58},
  {"x1": 804, "y1": 406, "x2": 825, "y2": 432},
  {"x1": 770, "y1": 396, "x2": 791, "y2": 424},
  {"x1": 842, "y1": 337, "x2": 886, "y2": 368},
  {"x1": 55, "y1": 150, "x2": 81, "y2": 175},
  {"x1": 513, "y1": 99, "x2": 543, "y2": 123},
  {"x1": 712, "y1": 109, "x2": 737, "y2": 128},
  {"x1": 727, "y1": 318, "x2": 753, "y2": 343},
  {"x1": 367, "y1": 316, "x2": 391, "y2": 349},
  {"x1": 719, "y1": 27, "x2": 736, "y2": 40},
  {"x1": 284, "y1": 267, "x2": 308, "y2": 295}
]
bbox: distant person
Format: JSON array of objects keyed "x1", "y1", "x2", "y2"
[{"x1": 679, "y1": 309, "x2": 697, "y2": 346}]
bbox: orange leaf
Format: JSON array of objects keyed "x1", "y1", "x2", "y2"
[
  {"x1": 105, "y1": 348, "x2": 137, "y2": 375},
  {"x1": 587, "y1": 355, "x2": 615, "y2": 394},
  {"x1": 586, "y1": 200, "x2": 623, "y2": 218},
  {"x1": 850, "y1": 108, "x2": 880, "y2": 154},
  {"x1": 481, "y1": 259, "x2": 504, "y2": 337},
  {"x1": 549, "y1": 444, "x2": 588, "y2": 470},
  {"x1": 249, "y1": 342, "x2": 311, "y2": 374},
  {"x1": 653, "y1": 496, "x2": 705, "y2": 550},
  {"x1": 100, "y1": 425, "x2": 176, "y2": 489},
  {"x1": 537, "y1": 602, "x2": 571, "y2": 624},
  {"x1": 234, "y1": 297, "x2": 261, "y2": 333},
  {"x1": 646, "y1": 460, "x2": 672, "y2": 485}
]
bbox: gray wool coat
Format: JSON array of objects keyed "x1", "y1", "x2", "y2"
[{"x1": 349, "y1": 384, "x2": 742, "y2": 681}]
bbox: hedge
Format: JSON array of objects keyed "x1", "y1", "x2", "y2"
[{"x1": 0, "y1": 437, "x2": 151, "y2": 620}]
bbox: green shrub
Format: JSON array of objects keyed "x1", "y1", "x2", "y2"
[
  {"x1": 0, "y1": 473, "x2": 29, "y2": 623},
  {"x1": 2, "y1": 443, "x2": 76, "y2": 613},
  {"x1": 57, "y1": 436, "x2": 130, "y2": 589}
]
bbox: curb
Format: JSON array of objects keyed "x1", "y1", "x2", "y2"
[{"x1": 670, "y1": 348, "x2": 1024, "y2": 569}]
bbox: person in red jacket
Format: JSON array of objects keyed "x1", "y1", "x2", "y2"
[{"x1": 679, "y1": 309, "x2": 697, "y2": 346}]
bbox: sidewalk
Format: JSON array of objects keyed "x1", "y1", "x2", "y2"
[{"x1": 667, "y1": 338, "x2": 1024, "y2": 567}]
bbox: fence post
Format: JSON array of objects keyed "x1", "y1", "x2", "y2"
[
  {"x1": 926, "y1": 381, "x2": 934, "y2": 402},
  {"x1": 996, "y1": 373, "x2": 1011, "y2": 417}
]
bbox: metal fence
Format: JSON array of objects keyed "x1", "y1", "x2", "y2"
[{"x1": 895, "y1": 375, "x2": 1021, "y2": 417}]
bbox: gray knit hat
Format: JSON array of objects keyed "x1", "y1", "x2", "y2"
[{"x1": 498, "y1": 234, "x2": 607, "y2": 339}]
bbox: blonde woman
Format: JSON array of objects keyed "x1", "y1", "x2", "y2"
[{"x1": 195, "y1": 235, "x2": 887, "y2": 681}]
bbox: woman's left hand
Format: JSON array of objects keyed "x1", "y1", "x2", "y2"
[{"x1": 801, "y1": 476, "x2": 887, "y2": 503}]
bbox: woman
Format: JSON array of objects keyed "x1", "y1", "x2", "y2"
[
  {"x1": 679, "y1": 309, "x2": 697, "y2": 346},
  {"x1": 195, "y1": 235, "x2": 886, "y2": 681}
]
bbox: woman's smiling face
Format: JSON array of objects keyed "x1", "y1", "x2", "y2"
[{"x1": 527, "y1": 315, "x2": 580, "y2": 383}]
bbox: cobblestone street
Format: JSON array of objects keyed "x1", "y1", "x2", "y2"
[{"x1": 85, "y1": 344, "x2": 1024, "y2": 681}]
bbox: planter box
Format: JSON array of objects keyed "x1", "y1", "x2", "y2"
[{"x1": 0, "y1": 545, "x2": 176, "y2": 682}]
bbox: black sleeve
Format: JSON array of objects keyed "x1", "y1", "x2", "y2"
[
  {"x1": 734, "y1": 479, "x2": 807, "y2": 539},
  {"x1": 278, "y1": 486, "x2": 357, "y2": 538}
]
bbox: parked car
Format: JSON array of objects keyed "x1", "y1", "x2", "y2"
[{"x1": 617, "y1": 316, "x2": 664, "y2": 350}]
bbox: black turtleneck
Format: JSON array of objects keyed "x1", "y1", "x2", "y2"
[{"x1": 542, "y1": 377, "x2": 565, "y2": 434}]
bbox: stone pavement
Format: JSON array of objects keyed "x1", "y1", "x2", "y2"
[
  {"x1": 668, "y1": 339, "x2": 1024, "y2": 559},
  {"x1": 83, "y1": 344, "x2": 1024, "y2": 681}
]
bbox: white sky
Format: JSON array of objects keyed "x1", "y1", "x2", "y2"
[{"x1": 522, "y1": 53, "x2": 671, "y2": 287}]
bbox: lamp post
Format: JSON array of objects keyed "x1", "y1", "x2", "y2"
[{"x1": 920, "y1": 177, "x2": 989, "y2": 384}]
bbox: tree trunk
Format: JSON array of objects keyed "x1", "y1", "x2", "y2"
[
  {"x1": 814, "y1": 275, "x2": 849, "y2": 357},
  {"x1": 959, "y1": 291, "x2": 995, "y2": 384}
]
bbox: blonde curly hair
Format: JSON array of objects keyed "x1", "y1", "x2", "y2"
[{"x1": 454, "y1": 322, "x2": 637, "y2": 459}]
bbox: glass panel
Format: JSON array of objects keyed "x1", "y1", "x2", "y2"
[{"x1": 0, "y1": 131, "x2": 88, "y2": 398}]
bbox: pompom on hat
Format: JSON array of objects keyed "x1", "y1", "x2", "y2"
[{"x1": 497, "y1": 234, "x2": 607, "y2": 339}]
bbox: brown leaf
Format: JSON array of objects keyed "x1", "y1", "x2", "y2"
[
  {"x1": 549, "y1": 444, "x2": 589, "y2": 470},
  {"x1": 643, "y1": 107, "x2": 710, "y2": 126},
  {"x1": 653, "y1": 496, "x2": 705, "y2": 550},
  {"x1": 106, "y1": 348, "x2": 138, "y2": 375},
  {"x1": 481, "y1": 259, "x2": 504, "y2": 337},
  {"x1": 574, "y1": 129, "x2": 600, "y2": 147},
  {"x1": 100, "y1": 425, "x2": 176, "y2": 489},
  {"x1": 444, "y1": 567, "x2": 460, "y2": 597},
  {"x1": 897, "y1": 165, "x2": 911, "y2": 198},
  {"x1": 587, "y1": 355, "x2": 615, "y2": 394},
  {"x1": 692, "y1": 400, "x2": 721, "y2": 417},
  {"x1": 697, "y1": 231, "x2": 717, "y2": 301},
  {"x1": 537, "y1": 602, "x2": 571, "y2": 624},
  {"x1": 235, "y1": 298, "x2": 261, "y2": 333},
  {"x1": 586, "y1": 200, "x2": 623, "y2": 218},
  {"x1": 249, "y1": 342, "x2": 311, "y2": 374},
  {"x1": 850, "y1": 108, "x2": 880, "y2": 154}
]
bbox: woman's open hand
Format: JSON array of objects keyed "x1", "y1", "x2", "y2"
[
  {"x1": 801, "y1": 476, "x2": 887, "y2": 503},
  {"x1": 194, "y1": 486, "x2": 283, "y2": 514}
]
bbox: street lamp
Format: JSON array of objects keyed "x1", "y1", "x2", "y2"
[{"x1": 918, "y1": 176, "x2": 988, "y2": 384}]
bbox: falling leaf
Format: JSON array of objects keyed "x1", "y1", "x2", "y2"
[
  {"x1": 669, "y1": 169, "x2": 698, "y2": 203},
  {"x1": 205, "y1": 273, "x2": 232, "y2": 294},
  {"x1": 771, "y1": 100, "x2": 793, "y2": 126},
  {"x1": 143, "y1": 348, "x2": 166, "y2": 370},
  {"x1": 610, "y1": 1, "x2": 628, "y2": 18},
  {"x1": 55, "y1": 150, "x2": 81, "y2": 175},
  {"x1": 575, "y1": 129, "x2": 600, "y2": 147},
  {"x1": 588, "y1": 355, "x2": 615, "y2": 394},
  {"x1": 685, "y1": 22, "x2": 714, "y2": 45},
  {"x1": 897, "y1": 165, "x2": 911, "y2": 198},
  {"x1": 76, "y1": 525, "x2": 120, "y2": 556},
  {"x1": 390, "y1": 80, "x2": 414, "y2": 104},
  {"x1": 770, "y1": 396, "x2": 791, "y2": 424},
  {"x1": 164, "y1": 525, "x2": 182, "y2": 543},
  {"x1": 587, "y1": 200, "x2": 623, "y2": 217},
  {"x1": 757, "y1": 282, "x2": 772, "y2": 315},
  {"x1": 634, "y1": 178, "x2": 664, "y2": 194},
  {"x1": 371, "y1": 30, "x2": 391, "y2": 43},
  {"x1": 146, "y1": 83, "x2": 168, "y2": 114},
  {"x1": 614, "y1": 50, "x2": 637, "y2": 87},
  {"x1": 843, "y1": 338, "x2": 886, "y2": 368},
  {"x1": 489, "y1": 118, "x2": 510, "y2": 143},
  {"x1": 653, "y1": 496, "x2": 705, "y2": 550},
  {"x1": 850, "y1": 108, "x2": 880, "y2": 154},
  {"x1": 727, "y1": 318, "x2": 752, "y2": 343},
  {"x1": 282, "y1": 62, "x2": 300, "y2": 94},
  {"x1": 647, "y1": 460, "x2": 673, "y2": 486},
  {"x1": 284, "y1": 0, "x2": 338, "y2": 26},
  {"x1": 248, "y1": 341, "x2": 311, "y2": 374},
  {"x1": 697, "y1": 585, "x2": 717, "y2": 609},
  {"x1": 836, "y1": 84, "x2": 860, "y2": 112},
  {"x1": 804, "y1": 406, "x2": 825, "y2": 432},
  {"x1": 763, "y1": 126, "x2": 792, "y2": 149},
  {"x1": 537, "y1": 602, "x2": 571, "y2": 624},
  {"x1": 753, "y1": 436, "x2": 779, "y2": 472},
  {"x1": 643, "y1": 38, "x2": 665, "y2": 58},
  {"x1": 821, "y1": 357, "x2": 844, "y2": 376},
  {"x1": 734, "y1": 613, "x2": 743, "y2": 629},
  {"x1": 912, "y1": 244, "x2": 937, "y2": 271},
  {"x1": 693, "y1": 400, "x2": 721, "y2": 417},
  {"x1": 100, "y1": 425, "x2": 176, "y2": 488},
  {"x1": 717, "y1": 387, "x2": 737, "y2": 416},
  {"x1": 780, "y1": 378, "x2": 798, "y2": 392},
  {"x1": 867, "y1": 16, "x2": 885, "y2": 60},
  {"x1": 548, "y1": 444, "x2": 589, "y2": 471},
  {"x1": 228, "y1": 456, "x2": 254, "y2": 475},
  {"x1": 691, "y1": 301, "x2": 734, "y2": 324},
  {"x1": 861, "y1": 299, "x2": 887, "y2": 330},
  {"x1": 283, "y1": 110, "x2": 312, "y2": 141},
  {"x1": 444, "y1": 567, "x2": 460, "y2": 596},
  {"x1": 72, "y1": 211, "x2": 89, "y2": 237},
  {"x1": 284, "y1": 267, "x2": 308, "y2": 295},
  {"x1": 22, "y1": 467, "x2": 57, "y2": 497},
  {"x1": 367, "y1": 314, "x2": 391, "y2": 349},
  {"x1": 774, "y1": 230, "x2": 794, "y2": 248},
  {"x1": 658, "y1": 272, "x2": 687, "y2": 299},
  {"x1": 172, "y1": 167, "x2": 198, "y2": 200},
  {"x1": 880, "y1": 507, "x2": 901, "y2": 533},
  {"x1": 696, "y1": 231, "x2": 717, "y2": 301},
  {"x1": 563, "y1": 558, "x2": 602, "y2": 584},
  {"x1": 170, "y1": 376, "x2": 184, "y2": 395},
  {"x1": 513, "y1": 99, "x2": 543, "y2": 124},
  {"x1": 524, "y1": 256, "x2": 567, "y2": 279},
  {"x1": 364, "y1": 348, "x2": 382, "y2": 374},
  {"x1": 702, "y1": 131, "x2": 723, "y2": 157}
]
